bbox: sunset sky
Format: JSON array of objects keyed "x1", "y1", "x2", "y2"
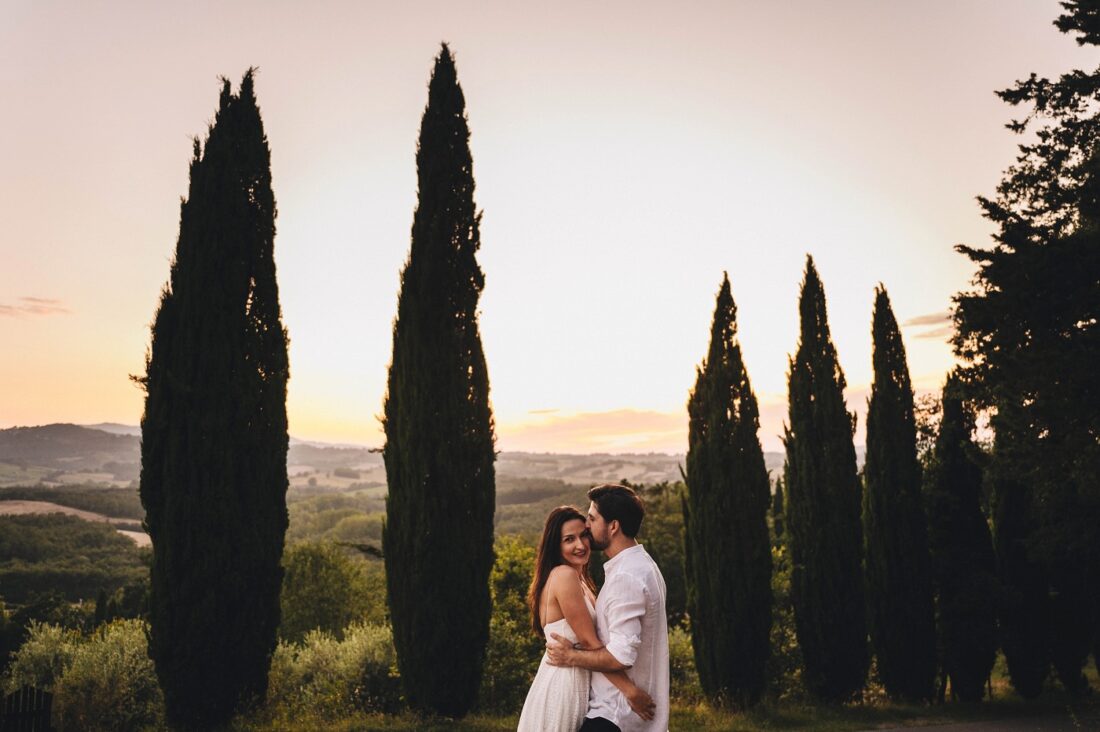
[{"x1": 0, "y1": 1, "x2": 1091, "y2": 453}]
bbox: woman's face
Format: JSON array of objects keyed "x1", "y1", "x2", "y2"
[{"x1": 559, "y1": 517, "x2": 590, "y2": 569}]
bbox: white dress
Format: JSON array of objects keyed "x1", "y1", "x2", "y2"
[{"x1": 516, "y1": 595, "x2": 596, "y2": 732}]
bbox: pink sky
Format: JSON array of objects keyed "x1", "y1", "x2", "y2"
[{"x1": 0, "y1": 1, "x2": 1090, "y2": 452}]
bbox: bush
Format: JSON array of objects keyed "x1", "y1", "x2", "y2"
[
  {"x1": 5, "y1": 621, "x2": 78, "y2": 690},
  {"x1": 52, "y1": 620, "x2": 162, "y2": 731},
  {"x1": 479, "y1": 535, "x2": 542, "y2": 714},
  {"x1": 669, "y1": 624, "x2": 702, "y2": 704},
  {"x1": 280, "y1": 542, "x2": 372, "y2": 643},
  {"x1": 479, "y1": 614, "x2": 542, "y2": 714},
  {"x1": 6, "y1": 620, "x2": 162, "y2": 731},
  {"x1": 266, "y1": 622, "x2": 401, "y2": 719}
]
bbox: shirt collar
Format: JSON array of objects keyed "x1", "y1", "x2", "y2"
[{"x1": 603, "y1": 543, "x2": 644, "y2": 574}]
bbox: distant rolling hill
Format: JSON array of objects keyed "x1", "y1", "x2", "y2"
[
  {"x1": 0, "y1": 423, "x2": 139, "y2": 470},
  {"x1": 0, "y1": 423, "x2": 793, "y2": 488}
]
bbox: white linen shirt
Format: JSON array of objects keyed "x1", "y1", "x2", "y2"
[{"x1": 587, "y1": 544, "x2": 669, "y2": 732}]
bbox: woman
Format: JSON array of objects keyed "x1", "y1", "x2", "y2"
[{"x1": 517, "y1": 506, "x2": 654, "y2": 731}]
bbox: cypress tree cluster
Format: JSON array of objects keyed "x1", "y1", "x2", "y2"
[
  {"x1": 924, "y1": 376, "x2": 997, "y2": 703},
  {"x1": 783, "y1": 256, "x2": 868, "y2": 701},
  {"x1": 862, "y1": 287, "x2": 936, "y2": 701},
  {"x1": 684, "y1": 273, "x2": 773, "y2": 707},
  {"x1": 139, "y1": 70, "x2": 289, "y2": 728},
  {"x1": 382, "y1": 44, "x2": 496, "y2": 718}
]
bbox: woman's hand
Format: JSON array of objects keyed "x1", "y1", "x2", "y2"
[{"x1": 625, "y1": 685, "x2": 655, "y2": 721}]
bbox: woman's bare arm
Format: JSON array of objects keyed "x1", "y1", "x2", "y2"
[{"x1": 548, "y1": 570, "x2": 655, "y2": 721}]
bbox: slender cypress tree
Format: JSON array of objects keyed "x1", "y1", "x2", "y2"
[
  {"x1": 925, "y1": 375, "x2": 997, "y2": 702},
  {"x1": 139, "y1": 70, "x2": 289, "y2": 728},
  {"x1": 684, "y1": 273, "x2": 773, "y2": 707},
  {"x1": 783, "y1": 255, "x2": 867, "y2": 701},
  {"x1": 382, "y1": 44, "x2": 496, "y2": 718},
  {"x1": 771, "y1": 476, "x2": 785, "y2": 542},
  {"x1": 862, "y1": 286, "x2": 936, "y2": 701}
]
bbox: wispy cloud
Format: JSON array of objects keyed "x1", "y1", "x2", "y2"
[
  {"x1": 903, "y1": 310, "x2": 951, "y2": 327},
  {"x1": 499, "y1": 394, "x2": 875, "y2": 455},
  {"x1": 0, "y1": 297, "x2": 71, "y2": 317},
  {"x1": 914, "y1": 325, "x2": 954, "y2": 340},
  {"x1": 901, "y1": 311, "x2": 953, "y2": 341},
  {"x1": 528, "y1": 408, "x2": 559, "y2": 415},
  {"x1": 500, "y1": 409, "x2": 686, "y2": 454}
]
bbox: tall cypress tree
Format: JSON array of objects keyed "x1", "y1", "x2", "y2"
[
  {"x1": 862, "y1": 286, "x2": 936, "y2": 701},
  {"x1": 925, "y1": 375, "x2": 997, "y2": 703},
  {"x1": 382, "y1": 44, "x2": 496, "y2": 718},
  {"x1": 139, "y1": 70, "x2": 289, "y2": 728},
  {"x1": 783, "y1": 256, "x2": 868, "y2": 701},
  {"x1": 684, "y1": 273, "x2": 773, "y2": 707}
]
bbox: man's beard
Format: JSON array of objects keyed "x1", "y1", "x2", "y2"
[{"x1": 587, "y1": 531, "x2": 610, "y2": 551}]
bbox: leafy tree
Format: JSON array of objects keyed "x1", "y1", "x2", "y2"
[
  {"x1": 279, "y1": 543, "x2": 371, "y2": 644},
  {"x1": 783, "y1": 256, "x2": 867, "y2": 701},
  {"x1": 382, "y1": 44, "x2": 496, "y2": 718},
  {"x1": 953, "y1": 1, "x2": 1100, "y2": 695},
  {"x1": 684, "y1": 273, "x2": 772, "y2": 706},
  {"x1": 862, "y1": 287, "x2": 936, "y2": 701},
  {"x1": 139, "y1": 70, "x2": 289, "y2": 727},
  {"x1": 924, "y1": 376, "x2": 997, "y2": 702}
]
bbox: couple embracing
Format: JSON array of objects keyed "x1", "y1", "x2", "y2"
[{"x1": 517, "y1": 484, "x2": 669, "y2": 732}]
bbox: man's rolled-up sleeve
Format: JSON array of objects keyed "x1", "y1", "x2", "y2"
[{"x1": 603, "y1": 574, "x2": 647, "y2": 667}]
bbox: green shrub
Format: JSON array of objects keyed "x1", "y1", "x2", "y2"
[
  {"x1": 478, "y1": 535, "x2": 542, "y2": 714},
  {"x1": 279, "y1": 542, "x2": 372, "y2": 643},
  {"x1": 7, "y1": 620, "x2": 162, "y2": 731},
  {"x1": 479, "y1": 614, "x2": 542, "y2": 714},
  {"x1": 267, "y1": 622, "x2": 401, "y2": 719},
  {"x1": 669, "y1": 624, "x2": 702, "y2": 704},
  {"x1": 52, "y1": 620, "x2": 162, "y2": 731},
  {"x1": 5, "y1": 621, "x2": 78, "y2": 690}
]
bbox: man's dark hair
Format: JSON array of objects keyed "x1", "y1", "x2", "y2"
[{"x1": 587, "y1": 484, "x2": 645, "y2": 538}]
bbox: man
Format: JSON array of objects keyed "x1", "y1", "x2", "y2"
[{"x1": 546, "y1": 484, "x2": 670, "y2": 732}]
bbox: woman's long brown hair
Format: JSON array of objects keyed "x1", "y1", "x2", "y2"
[{"x1": 527, "y1": 505, "x2": 596, "y2": 637}]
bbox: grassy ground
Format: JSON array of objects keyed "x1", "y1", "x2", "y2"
[{"x1": 239, "y1": 687, "x2": 1099, "y2": 731}]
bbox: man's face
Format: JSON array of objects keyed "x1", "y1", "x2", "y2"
[{"x1": 586, "y1": 500, "x2": 611, "y2": 551}]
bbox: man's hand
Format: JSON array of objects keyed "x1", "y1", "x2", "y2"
[
  {"x1": 545, "y1": 632, "x2": 574, "y2": 667},
  {"x1": 625, "y1": 685, "x2": 656, "y2": 721}
]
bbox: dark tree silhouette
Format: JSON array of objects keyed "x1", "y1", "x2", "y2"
[
  {"x1": 924, "y1": 375, "x2": 997, "y2": 703},
  {"x1": 382, "y1": 44, "x2": 496, "y2": 718},
  {"x1": 783, "y1": 256, "x2": 867, "y2": 701},
  {"x1": 862, "y1": 286, "x2": 936, "y2": 701},
  {"x1": 991, "y1": 461, "x2": 1052, "y2": 699},
  {"x1": 953, "y1": 1, "x2": 1100, "y2": 695},
  {"x1": 139, "y1": 70, "x2": 289, "y2": 728},
  {"x1": 684, "y1": 273, "x2": 772, "y2": 707}
]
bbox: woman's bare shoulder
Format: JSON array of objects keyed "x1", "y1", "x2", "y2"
[{"x1": 547, "y1": 565, "x2": 581, "y2": 588}]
